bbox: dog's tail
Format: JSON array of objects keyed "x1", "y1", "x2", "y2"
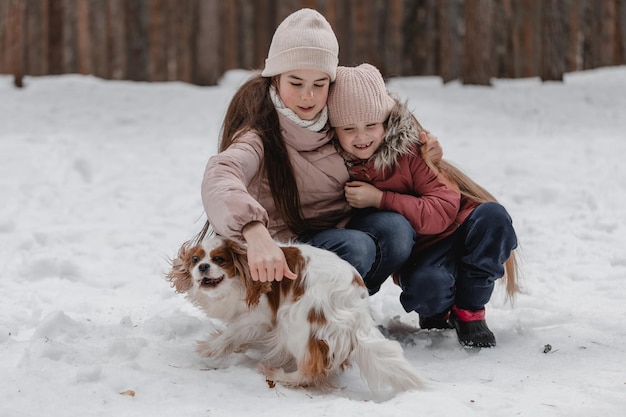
[{"x1": 352, "y1": 325, "x2": 424, "y2": 395}]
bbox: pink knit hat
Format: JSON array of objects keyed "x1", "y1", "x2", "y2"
[
  {"x1": 328, "y1": 64, "x2": 396, "y2": 127},
  {"x1": 261, "y1": 9, "x2": 339, "y2": 81}
]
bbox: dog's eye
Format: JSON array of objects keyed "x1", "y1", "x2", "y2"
[
  {"x1": 191, "y1": 256, "x2": 200, "y2": 264},
  {"x1": 212, "y1": 256, "x2": 225, "y2": 264}
]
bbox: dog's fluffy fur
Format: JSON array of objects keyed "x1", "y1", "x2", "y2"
[{"x1": 166, "y1": 235, "x2": 423, "y2": 396}]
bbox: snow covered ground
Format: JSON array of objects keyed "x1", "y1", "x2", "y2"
[{"x1": 1, "y1": 66, "x2": 625, "y2": 417}]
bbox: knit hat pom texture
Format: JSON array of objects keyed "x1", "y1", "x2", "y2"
[{"x1": 328, "y1": 63, "x2": 396, "y2": 127}]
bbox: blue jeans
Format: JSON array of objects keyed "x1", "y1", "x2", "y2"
[
  {"x1": 398, "y1": 202, "x2": 518, "y2": 316},
  {"x1": 299, "y1": 210, "x2": 416, "y2": 295}
]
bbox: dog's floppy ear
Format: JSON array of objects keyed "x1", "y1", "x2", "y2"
[
  {"x1": 166, "y1": 241, "x2": 195, "y2": 293},
  {"x1": 224, "y1": 239, "x2": 272, "y2": 308},
  {"x1": 281, "y1": 247, "x2": 305, "y2": 277}
]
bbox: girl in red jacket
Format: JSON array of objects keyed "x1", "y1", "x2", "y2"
[{"x1": 328, "y1": 64, "x2": 519, "y2": 348}]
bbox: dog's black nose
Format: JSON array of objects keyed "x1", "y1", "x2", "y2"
[{"x1": 198, "y1": 263, "x2": 210, "y2": 273}]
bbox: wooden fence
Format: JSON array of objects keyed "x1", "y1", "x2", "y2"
[{"x1": 1, "y1": 0, "x2": 625, "y2": 87}]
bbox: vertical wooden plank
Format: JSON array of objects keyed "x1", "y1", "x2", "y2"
[
  {"x1": 220, "y1": 0, "x2": 237, "y2": 72},
  {"x1": 276, "y1": 0, "x2": 300, "y2": 25},
  {"x1": 175, "y1": 0, "x2": 194, "y2": 83},
  {"x1": 195, "y1": 0, "x2": 220, "y2": 85},
  {"x1": 333, "y1": 0, "x2": 352, "y2": 66},
  {"x1": 124, "y1": 0, "x2": 148, "y2": 81},
  {"x1": 583, "y1": 0, "x2": 617, "y2": 69},
  {"x1": 372, "y1": 0, "x2": 387, "y2": 71},
  {"x1": 581, "y1": 0, "x2": 601, "y2": 69},
  {"x1": 381, "y1": 0, "x2": 403, "y2": 77},
  {"x1": 23, "y1": 0, "x2": 45, "y2": 75},
  {"x1": 76, "y1": 0, "x2": 90, "y2": 75},
  {"x1": 401, "y1": 0, "x2": 416, "y2": 75},
  {"x1": 107, "y1": 0, "x2": 126, "y2": 79},
  {"x1": 323, "y1": 0, "x2": 353, "y2": 70},
  {"x1": 510, "y1": 0, "x2": 522, "y2": 77},
  {"x1": 426, "y1": 0, "x2": 439, "y2": 76},
  {"x1": 61, "y1": 0, "x2": 77, "y2": 73},
  {"x1": 541, "y1": 0, "x2": 569, "y2": 81},
  {"x1": 252, "y1": 0, "x2": 276, "y2": 71},
  {"x1": 511, "y1": 0, "x2": 541, "y2": 77},
  {"x1": 47, "y1": 0, "x2": 63, "y2": 74},
  {"x1": 616, "y1": 0, "x2": 626, "y2": 65},
  {"x1": 300, "y1": 0, "x2": 317, "y2": 9},
  {"x1": 319, "y1": 0, "x2": 336, "y2": 36},
  {"x1": 580, "y1": 0, "x2": 599, "y2": 69},
  {"x1": 599, "y1": 0, "x2": 617, "y2": 66},
  {"x1": 567, "y1": 0, "x2": 582, "y2": 71},
  {"x1": 403, "y1": 0, "x2": 437, "y2": 76},
  {"x1": 171, "y1": 0, "x2": 187, "y2": 81},
  {"x1": 10, "y1": 0, "x2": 26, "y2": 86},
  {"x1": 438, "y1": 0, "x2": 462, "y2": 82},
  {"x1": 237, "y1": 0, "x2": 254, "y2": 71},
  {"x1": 354, "y1": 0, "x2": 385, "y2": 70},
  {"x1": 0, "y1": 1, "x2": 6, "y2": 73},
  {"x1": 90, "y1": 0, "x2": 110, "y2": 78},
  {"x1": 352, "y1": 0, "x2": 370, "y2": 66},
  {"x1": 16, "y1": 0, "x2": 26, "y2": 84},
  {"x1": 148, "y1": 0, "x2": 166, "y2": 81},
  {"x1": 492, "y1": 0, "x2": 513, "y2": 78},
  {"x1": 40, "y1": 0, "x2": 49, "y2": 75},
  {"x1": 462, "y1": 0, "x2": 493, "y2": 85},
  {"x1": 162, "y1": 0, "x2": 176, "y2": 80},
  {"x1": 171, "y1": 0, "x2": 181, "y2": 82},
  {"x1": 180, "y1": 0, "x2": 199, "y2": 83}
]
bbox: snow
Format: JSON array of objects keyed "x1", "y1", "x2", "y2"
[{"x1": 1, "y1": 66, "x2": 625, "y2": 417}]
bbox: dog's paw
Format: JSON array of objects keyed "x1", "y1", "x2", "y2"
[
  {"x1": 259, "y1": 363, "x2": 279, "y2": 381},
  {"x1": 196, "y1": 339, "x2": 226, "y2": 358},
  {"x1": 195, "y1": 340, "x2": 213, "y2": 357},
  {"x1": 260, "y1": 364, "x2": 312, "y2": 389},
  {"x1": 196, "y1": 332, "x2": 240, "y2": 359}
]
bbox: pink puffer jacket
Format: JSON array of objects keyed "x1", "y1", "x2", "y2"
[{"x1": 201, "y1": 112, "x2": 351, "y2": 243}]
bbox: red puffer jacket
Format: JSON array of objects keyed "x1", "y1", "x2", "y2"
[{"x1": 339, "y1": 100, "x2": 478, "y2": 251}]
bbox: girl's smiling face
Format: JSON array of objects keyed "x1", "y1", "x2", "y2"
[
  {"x1": 335, "y1": 121, "x2": 386, "y2": 160},
  {"x1": 277, "y1": 69, "x2": 331, "y2": 120}
]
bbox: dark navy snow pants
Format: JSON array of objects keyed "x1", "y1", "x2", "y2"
[{"x1": 398, "y1": 202, "x2": 518, "y2": 316}]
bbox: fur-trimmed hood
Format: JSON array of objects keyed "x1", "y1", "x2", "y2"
[{"x1": 336, "y1": 98, "x2": 425, "y2": 172}]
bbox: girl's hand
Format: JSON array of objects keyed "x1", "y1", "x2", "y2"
[
  {"x1": 242, "y1": 222, "x2": 297, "y2": 282},
  {"x1": 344, "y1": 181, "x2": 383, "y2": 209},
  {"x1": 419, "y1": 131, "x2": 443, "y2": 162}
]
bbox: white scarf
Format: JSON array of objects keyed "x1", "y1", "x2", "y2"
[{"x1": 269, "y1": 85, "x2": 329, "y2": 132}]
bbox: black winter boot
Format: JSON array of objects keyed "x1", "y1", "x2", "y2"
[
  {"x1": 419, "y1": 311, "x2": 452, "y2": 330},
  {"x1": 449, "y1": 306, "x2": 496, "y2": 348}
]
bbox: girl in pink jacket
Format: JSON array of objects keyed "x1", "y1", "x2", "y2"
[
  {"x1": 201, "y1": 10, "x2": 442, "y2": 287},
  {"x1": 328, "y1": 64, "x2": 519, "y2": 348}
]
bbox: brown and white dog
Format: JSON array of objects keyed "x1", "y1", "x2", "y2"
[{"x1": 166, "y1": 235, "x2": 423, "y2": 396}]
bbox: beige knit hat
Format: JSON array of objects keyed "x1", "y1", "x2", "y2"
[
  {"x1": 328, "y1": 64, "x2": 396, "y2": 127},
  {"x1": 261, "y1": 9, "x2": 339, "y2": 81}
]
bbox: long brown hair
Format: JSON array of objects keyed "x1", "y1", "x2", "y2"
[
  {"x1": 413, "y1": 115, "x2": 521, "y2": 301},
  {"x1": 218, "y1": 74, "x2": 319, "y2": 235}
]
